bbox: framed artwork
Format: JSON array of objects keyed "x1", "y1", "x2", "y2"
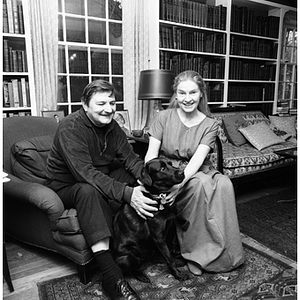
[
  {"x1": 114, "y1": 110, "x2": 131, "y2": 136},
  {"x1": 42, "y1": 110, "x2": 65, "y2": 123}
]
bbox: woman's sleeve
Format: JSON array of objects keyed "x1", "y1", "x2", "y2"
[{"x1": 200, "y1": 120, "x2": 219, "y2": 149}]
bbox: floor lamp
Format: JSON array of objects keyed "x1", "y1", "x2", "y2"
[{"x1": 138, "y1": 69, "x2": 174, "y2": 129}]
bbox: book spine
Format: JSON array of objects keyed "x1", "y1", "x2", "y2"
[
  {"x1": 11, "y1": 79, "x2": 20, "y2": 107},
  {"x1": 20, "y1": 78, "x2": 28, "y2": 107},
  {"x1": 3, "y1": 0, "x2": 9, "y2": 33},
  {"x1": 3, "y1": 81, "x2": 10, "y2": 107},
  {"x1": 18, "y1": 80, "x2": 23, "y2": 107},
  {"x1": 12, "y1": 0, "x2": 19, "y2": 33},
  {"x1": 7, "y1": 82, "x2": 14, "y2": 107},
  {"x1": 3, "y1": 40, "x2": 10, "y2": 72},
  {"x1": 6, "y1": 0, "x2": 14, "y2": 33},
  {"x1": 17, "y1": 2, "x2": 24, "y2": 34}
]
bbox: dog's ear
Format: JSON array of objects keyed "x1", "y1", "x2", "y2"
[{"x1": 139, "y1": 167, "x2": 153, "y2": 187}]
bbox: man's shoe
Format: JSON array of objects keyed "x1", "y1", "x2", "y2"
[
  {"x1": 115, "y1": 279, "x2": 141, "y2": 300},
  {"x1": 103, "y1": 279, "x2": 141, "y2": 300}
]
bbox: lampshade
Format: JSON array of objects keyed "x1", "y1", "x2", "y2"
[{"x1": 138, "y1": 69, "x2": 174, "y2": 100}]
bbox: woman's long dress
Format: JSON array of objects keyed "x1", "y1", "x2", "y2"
[{"x1": 149, "y1": 109, "x2": 245, "y2": 272}]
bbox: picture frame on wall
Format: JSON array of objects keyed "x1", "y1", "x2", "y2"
[
  {"x1": 114, "y1": 110, "x2": 131, "y2": 136},
  {"x1": 42, "y1": 110, "x2": 65, "y2": 123}
]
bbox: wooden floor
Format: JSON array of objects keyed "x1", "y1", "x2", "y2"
[{"x1": 2, "y1": 171, "x2": 297, "y2": 300}]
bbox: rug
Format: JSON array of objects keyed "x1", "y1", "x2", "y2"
[
  {"x1": 237, "y1": 188, "x2": 297, "y2": 261},
  {"x1": 38, "y1": 244, "x2": 297, "y2": 300}
]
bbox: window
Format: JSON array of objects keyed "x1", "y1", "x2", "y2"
[
  {"x1": 277, "y1": 11, "x2": 297, "y2": 115},
  {"x1": 57, "y1": 0, "x2": 123, "y2": 115}
]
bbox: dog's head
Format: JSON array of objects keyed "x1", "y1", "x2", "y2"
[{"x1": 139, "y1": 158, "x2": 185, "y2": 194}]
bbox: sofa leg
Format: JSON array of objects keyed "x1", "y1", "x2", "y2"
[{"x1": 77, "y1": 263, "x2": 92, "y2": 285}]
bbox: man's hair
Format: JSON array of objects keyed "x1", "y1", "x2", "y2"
[{"x1": 81, "y1": 80, "x2": 116, "y2": 106}]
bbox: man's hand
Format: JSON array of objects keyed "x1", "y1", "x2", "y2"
[{"x1": 130, "y1": 185, "x2": 158, "y2": 219}]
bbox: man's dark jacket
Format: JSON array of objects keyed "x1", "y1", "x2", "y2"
[{"x1": 46, "y1": 108, "x2": 144, "y2": 204}]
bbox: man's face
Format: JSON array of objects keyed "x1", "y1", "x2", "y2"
[{"x1": 82, "y1": 91, "x2": 116, "y2": 127}]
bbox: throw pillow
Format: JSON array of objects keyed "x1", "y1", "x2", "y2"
[
  {"x1": 268, "y1": 115, "x2": 296, "y2": 137},
  {"x1": 11, "y1": 135, "x2": 54, "y2": 184},
  {"x1": 222, "y1": 113, "x2": 248, "y2": 146},
  {"x1": 238, "y1": 122, "x2": 285, "y2": 151}
]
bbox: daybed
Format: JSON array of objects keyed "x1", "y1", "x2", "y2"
[{"x1": 209, "y1": 110, "x2": 297, "y2": 183}]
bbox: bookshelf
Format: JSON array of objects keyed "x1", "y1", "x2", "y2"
[
  {"x1": 148, "y1": 0, "x2": 297, "y2": 114},
  {"x1": 2, "y1": 0, "x2": 36, "y2": 118}
]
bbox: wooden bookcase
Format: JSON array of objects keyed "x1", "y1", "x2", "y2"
[
  {"x1": 148, "y1": 0, "x2": 297, "y2": 114},
  {"x1": 2, "y1": 0, "x2": 36, "y2": 117}
]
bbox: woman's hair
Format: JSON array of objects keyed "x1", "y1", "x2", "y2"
[
  {"x1": 81, "y1": 79, "x2": 116, "y2": 106},
  {"x1": 168, "y1": 70, "x2": 211, "y2": 116}
]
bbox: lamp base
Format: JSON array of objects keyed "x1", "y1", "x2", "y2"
[{"x1": 144, "y1": 100, "x2": 164, "y2": 132}]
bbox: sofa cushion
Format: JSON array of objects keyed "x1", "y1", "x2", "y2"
[
  {"x1": 11, "y1": 135, "x2": 53, "y2": 184},
  {"x1": 222, "y1": 113, "x2": 248, "y2": 146},
  {"x1": 239, "y1": 122, "x2": 284, "y2": 151},
  {"x1": 268, "y1": 115, "x2": 297, "y2": 137}
]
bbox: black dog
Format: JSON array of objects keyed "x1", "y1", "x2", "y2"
[{"x1": 112, "y1": 158, "x2": 188, "y2": 283}]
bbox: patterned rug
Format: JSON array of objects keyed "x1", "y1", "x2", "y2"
[
  {"x1": 236, "y1": 188, "x2": 297, "y2": 261},
  {"x1": 38, "y1": 244, "x2": 297, "y2": 300}
]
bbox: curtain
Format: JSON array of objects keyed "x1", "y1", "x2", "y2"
[
  {"x1": 28, "y1": 0, "x2": 58, "y2": 115},
  {"x1": 123, "y1": 0, "x2": 150, "y2": 131}
]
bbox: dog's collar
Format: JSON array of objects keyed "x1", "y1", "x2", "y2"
[{"x1": 150, "y1": 193, "x2": 172, "y2": 210}]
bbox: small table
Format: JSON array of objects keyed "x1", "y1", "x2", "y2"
[{"x1": 274, "y1": 147, "x2": 297, "y2": 159}]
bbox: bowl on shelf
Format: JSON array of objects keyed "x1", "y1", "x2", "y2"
[{"x1": 131, "y1": 130, "x2": 144, "y2": 137}]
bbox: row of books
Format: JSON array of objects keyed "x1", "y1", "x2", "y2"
[
  {"x1": 160, "y1": 26, "x2": 226, "y2": 54},
  {"x1": 207, "y1": 83, "x2": 224, "y2": 102},
  {"x1": 160, "y1": 52, "x2": 225, "y2": 79},
  {"x1": 160, "y1": 0, "x2": 227, "y2": 31},
  {"x1": 3, "y1": 111, "x2": 31, "y2": 118},
  {"x1": 3, "y1": 39, "x2": 27, "y2": 72},
  {"x1": 229, "y1": 61, "x2": 276, "y2": 81},
  {"x1": 228, "y1": 85, "x2": 275, "y2": 101},
  {"x1": 3, "y1": 78, "x2": 31, "y2": 108},
  {"x1": 231, "y1": 5, "x2": 279, "y2": 38},
  {"x1": 3, "y1": 0, "x2": 25, "y2": 34},
  {"x1": 230, "y1": 37, "x2": 278, "y2": 59}
]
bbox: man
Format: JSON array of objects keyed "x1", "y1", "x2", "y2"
[{"x1": 46, "y1": 80, "x2": 157, "y2": 300}]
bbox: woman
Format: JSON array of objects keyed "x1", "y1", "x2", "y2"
[{"x1": 145, "y1": 70, "x2": 245, "y2": 275}]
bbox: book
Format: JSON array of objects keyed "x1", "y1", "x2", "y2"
[
  {"x1": 11, "y1": 79, "x2": 20, "y2": 107},
  {"x1": 3, "y1": 0, "x2": 9, "y2": 33},
  {"x1": 20, "y1": 77, "x2": 28, "y2": 107},
  {"x1": 3, "y1": 40, "x2": 10, "y2": 72},
  {"x1": 17, "y1": 2, "x2": 24, "y2": 34},
  {"x1": 3, "y1": 81, "x2": 10, "y2": 107},
  {"x1": 12, "y1": 0, "x2": 19, "y2": 33},
  {"x1": 6, "y1": 0, "x2": 14, "y2": 33}
]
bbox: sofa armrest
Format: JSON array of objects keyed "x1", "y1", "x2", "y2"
[
  {"x1": 215, "y1": 135, "x2": 224, "y2": 174},
  {"x1": 3, "y1": 173, "x2": 64, "y2": 229}
]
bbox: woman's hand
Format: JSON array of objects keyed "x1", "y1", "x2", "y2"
[
  {"x1": 165, "y1": 182, "x2": 184, "y2": 206},
  {"x1": 130, "y1": 185, "x2": 158, "y2": 219}
]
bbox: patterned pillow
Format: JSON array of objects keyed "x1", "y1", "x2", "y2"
[
  {"x1": 238, "y1": 122, "x2": 285, "y2": 151},
  {"x1": 222, "y1": 113, "x2": 248, "y2": 146},
  {"x1": 268, "y1": 115, "x2": 296, "y2": 137}
]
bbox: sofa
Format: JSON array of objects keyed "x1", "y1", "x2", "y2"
[
  {"x1": 209, "y1": 110, "x2": 297, "y2": 183},
  {"x1": 3, "y1": 116, "x2": 93, "y2": 284}
]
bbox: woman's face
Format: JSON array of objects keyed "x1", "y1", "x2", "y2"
[
  {"x1": 82, "y1": 91, "x2": 116, "y2": 127},
  {"x1": 176, "y1": 79, "x2": 201, "y2": 113}
]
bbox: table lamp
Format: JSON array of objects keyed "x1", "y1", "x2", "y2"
[{"x1": 138, "y1": 69, "x2": 174, "y2": 128}]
